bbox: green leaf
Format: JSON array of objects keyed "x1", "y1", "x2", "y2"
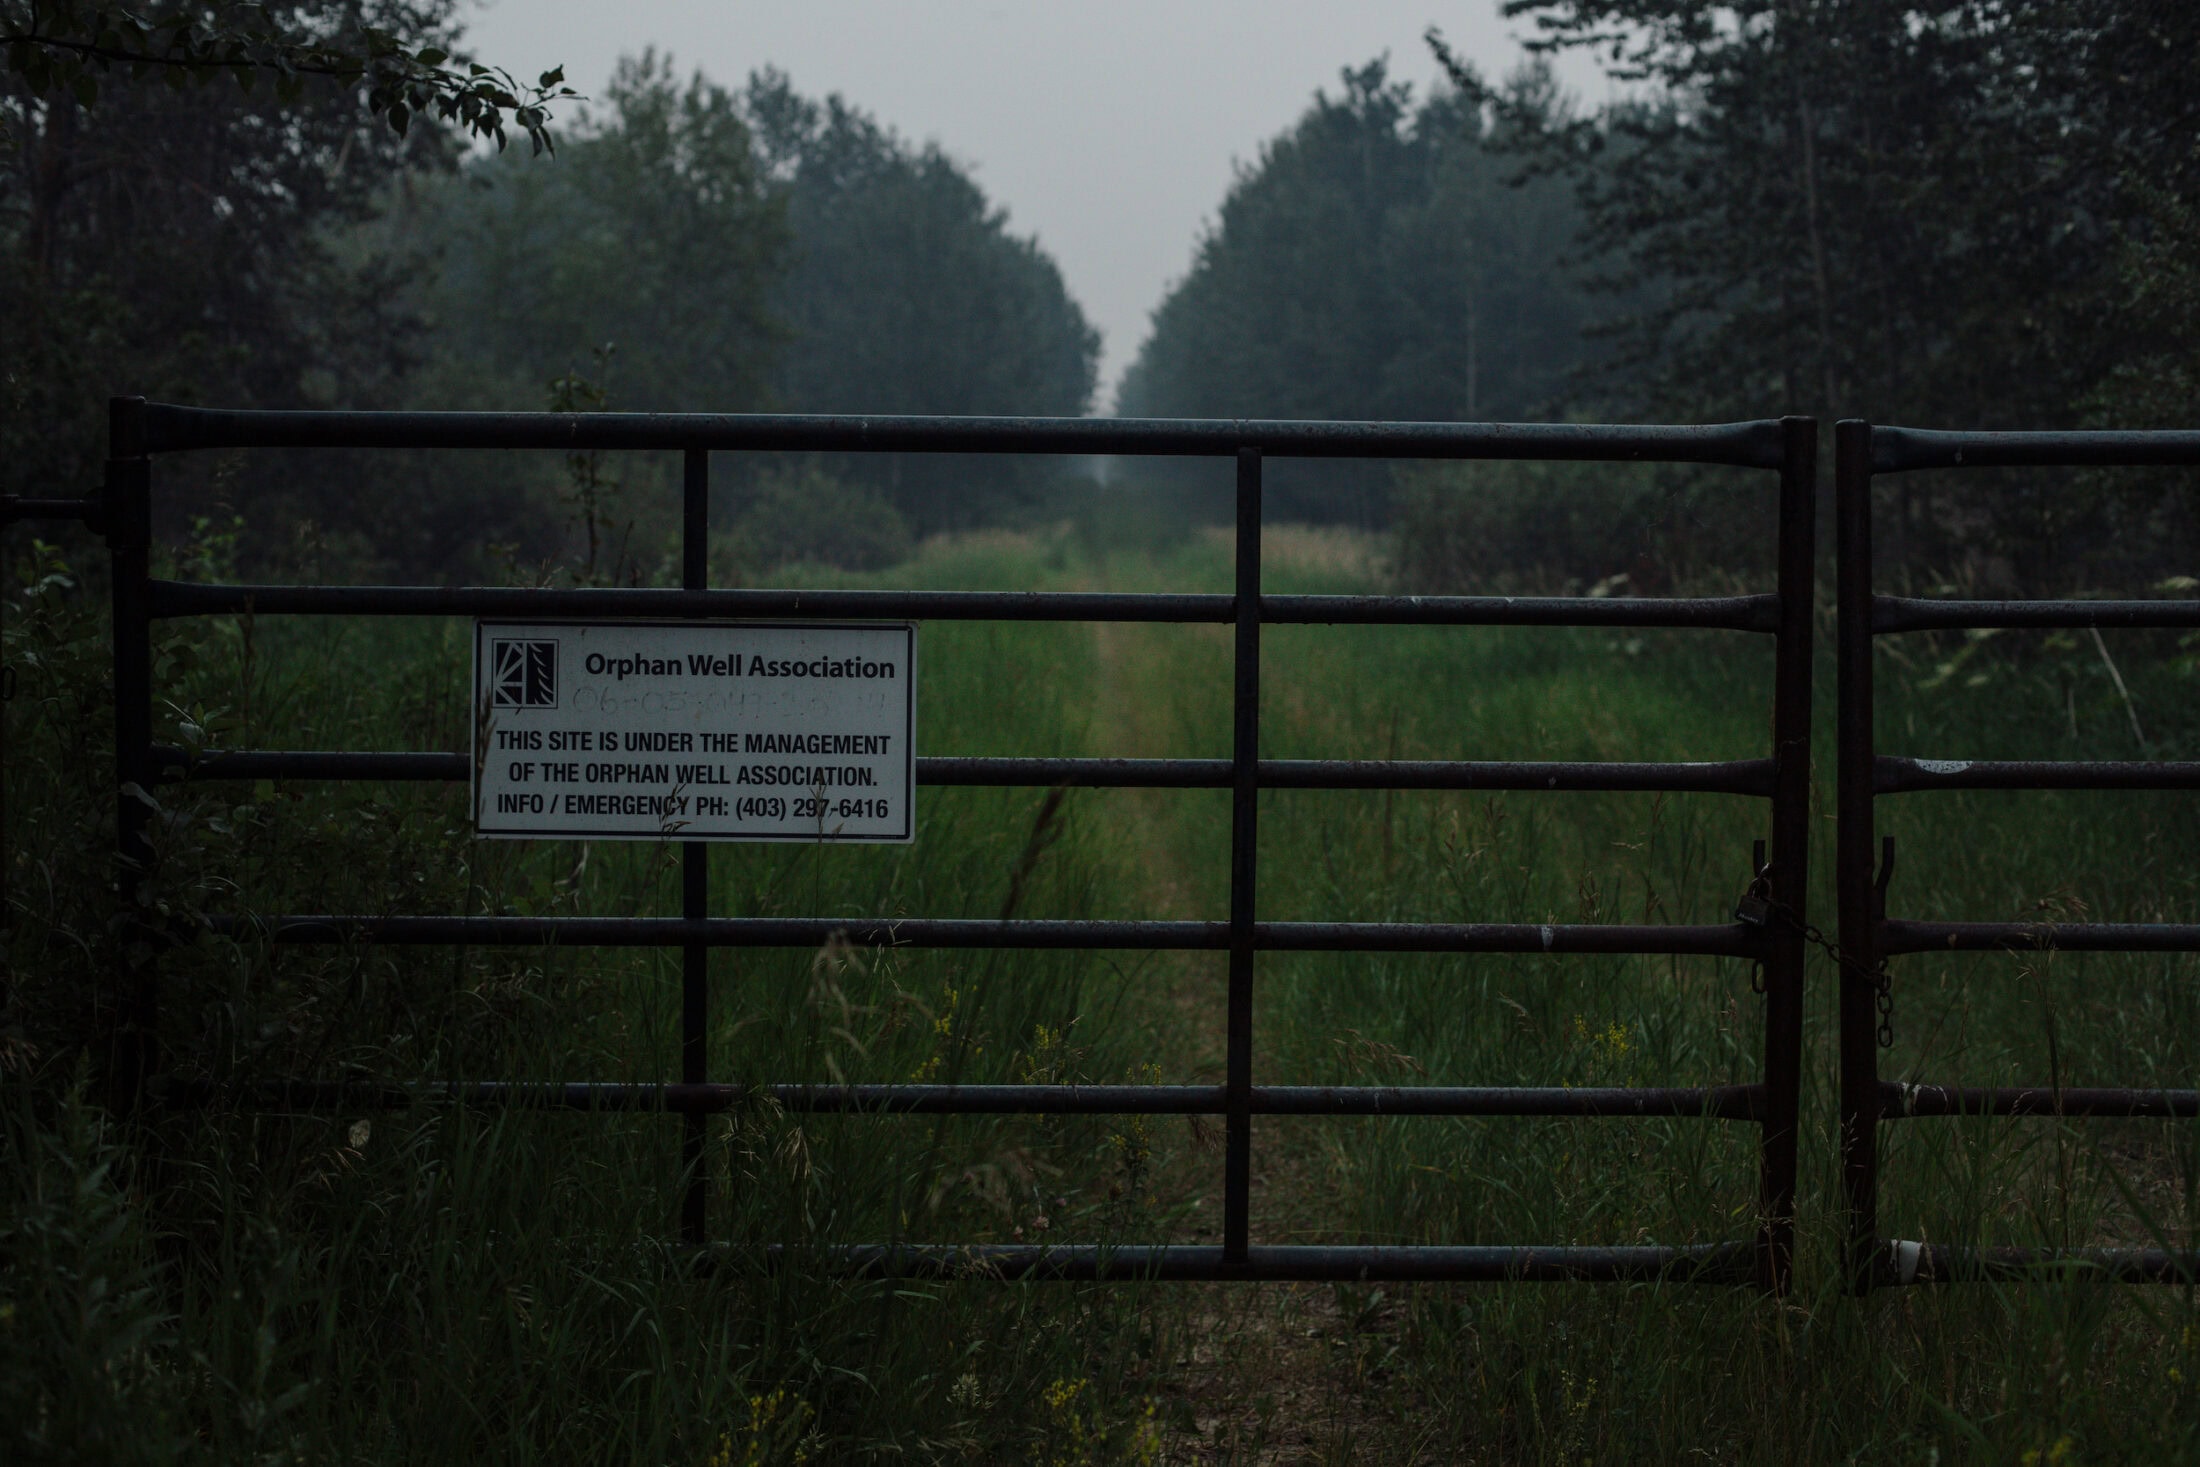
[{"x1": 386, "y1": 99, "x2": 410, "y2": 136}]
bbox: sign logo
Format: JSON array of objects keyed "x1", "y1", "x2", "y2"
[{"x1": 491, "y1": 639, "x2": 558, "y2": 708}]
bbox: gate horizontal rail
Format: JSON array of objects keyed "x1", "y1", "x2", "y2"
[
  {"x1": 166, "y1": 1079, "x2": 1768, "y2": 1120},
  {"x1": 1874, "y1": 757, "x2": 2200, "y2": 792},
  {"x1": 1879, "y1": 921, "x2": 2200, "y2": 955},
  {"x1": 104, "y1": 400, "x2": 1817, "y2": 1291},
  {"x1": 1836, "y1": 418, "x2": 2200, "y2": 1291},
  {"x1": 153, "y1": 746, "x2": 1780, "y2": 795},
  {"x1": 147, "y1": 581, "x2": 1781, "y2": 630},
  {"x1": 136, "y1": 405, "x2": 1790, "y2": 463},
  {"x1": 198, "y1": 913, "x2": 1766, "y2": 956},
  {"x1": 753, "y1": 1243, "x2": 1758, "y2": 1284},
  {"x1": 1, "y1": 494, "x2": 102, "y2": 526},
  {"x1": 1880, "y1": 1085, "x2": 2200, "y2": 1120},
  {"x1": 1870, "y1": 427, "x2": 2200, "y2": 472},
  {"x1": 1875, "y1": 596, "x2": 2200, "y2": 632}
]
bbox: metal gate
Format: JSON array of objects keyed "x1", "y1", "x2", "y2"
[
  {"x1": 1835, "y1": 419, "x2": 2200, "y2": 1288},
  {"x1": 104, "y1": 399, "x2": 1816, "y2": 1288}
]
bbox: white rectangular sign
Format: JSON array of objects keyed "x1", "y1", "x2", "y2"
[{"x1": 470, "y1": 620, "x2": 915, "y2": 842}]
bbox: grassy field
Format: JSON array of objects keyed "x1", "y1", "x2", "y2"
[{"x1": 6, "y1": 514, "x2": 2200, "y2": 1463}]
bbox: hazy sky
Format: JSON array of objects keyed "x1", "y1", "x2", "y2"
[{"x1": 462, "y1": 2, "x2": 1603, "y2": 408}]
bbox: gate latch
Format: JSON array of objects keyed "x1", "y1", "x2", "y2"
[{"x1": 1734, "y1": 838, "x2": 1773, "y2": 927}]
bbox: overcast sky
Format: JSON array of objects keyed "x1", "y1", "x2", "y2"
[{"x1": 462, "y1": 1, "x2": 1605, "y2": 409}]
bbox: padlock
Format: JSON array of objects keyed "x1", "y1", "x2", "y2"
[{"x1": 1734, "y1": 891, "x2": 1772, "y2": 927}]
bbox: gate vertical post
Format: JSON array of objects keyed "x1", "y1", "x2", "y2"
[
  {"x1": 1223, "y1": 447, "x2": 1262, "y2": 1266},
  {"x1": 681, "y1": 447, "x2": 711, "y2": 1247},
  {"x1": 1757, "y1": 415, "x2": 1816, "y2": 1294},
  {"x1": 106, "y1": 396, "x2": 157, "y2": 1113},
  {"x1": 1834, "y1": 420, "x2": 1882, "y2": 1292}
]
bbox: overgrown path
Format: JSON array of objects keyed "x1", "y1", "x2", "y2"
[{"x1": 1081, "y1": 543, "x2": 1432, "y2": 1465}]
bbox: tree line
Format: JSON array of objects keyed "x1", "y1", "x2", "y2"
[
  {"x1": 1126, "y1": 1, "x2": 2199, "y2": 589},
  {"x1": 2, "y1": 4, "x2": 1099, "y2": 577},
  {"x1": 6, "y1": 2, "x2": 2197, "y2": 589},
  {"x1": 1117, "y1": 58, "x2": 1596, "y2": 526}
]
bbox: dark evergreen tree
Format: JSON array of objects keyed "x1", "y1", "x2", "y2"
[
  {"x1": 418, "y1": 53, "x2": 788, "y2": 416},
  {"x1": 741, "y1": 69, "x2": 1101, "y2": 533},
  {"x1": 414, "y1": 64, "x2": 1099, "y2": 542},
  {"x1": 1116, "y1": 58, "x2": 1595, "y2": 524},
  {"x1": 0, "y1": 1, "x2": 475, "y2": 550},
  {"x1": 1461, "y1": 0, "x2": 2200, "y2": 583}
]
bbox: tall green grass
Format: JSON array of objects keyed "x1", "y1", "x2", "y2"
[
  {"x1": 8, "y1": 518, "x2": 2200, "y2": 1462},
  {"x1": 3, "y1": 531, "x2": 1185, "y2": 1463},
  {"x1": 1108, "y1": 527, "x2": 2200, "y2": 1462}
]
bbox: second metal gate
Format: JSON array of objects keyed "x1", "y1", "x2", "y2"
[{"x1": 1836, "y1": 419, "x2": 2200, "y2": 1288}]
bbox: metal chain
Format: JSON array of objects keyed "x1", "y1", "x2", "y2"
[{"x1": 1736, "y1": 882, "x2": 1894, "y2": 1049}]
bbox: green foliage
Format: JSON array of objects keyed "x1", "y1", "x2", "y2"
[
  {"x1": 1390, "y1": 456, "x2": 1774, "y2": 594},
  {"x1": 9, "y1": 3, "x2": 2200, "y2": 1454},
  {"x1": 4, "y1": 27, "x2": 1099, "y2": 576},
  {"x1": 544, "y1": 345, "x2": 648, "y2": 586},
  {"x1": 1445, "y1": 0, "x2": 2200, "y2": 585},
  {"x1": 1451, "y1": 0, "x2": 2121, "y2": 425},
  {"x1": 0, "y1": 2, "x2": 496, "y2": 574},
  {"x1": 2094, "y1": 189, "x2": 2200, "y2": 433},
  {"x1": 0, "y1": 531, "x2": 1192, "y2": 1462},
  {"x1": 417, "y1": 52, "x2": 789, "y2": 418},
  {"x1": 1110, "y1": 526, "x2": 2200, "y2": 1461},
  {"x1": 741, "y1": 68, "x2": 1101, "y2": 533},
  {"x1": 0, "y1": 1082, "x2": 190, "y2": 1465},
  {"x1": 746, "y1": 69, "x2": 1099, "y2": 424},
  {"x1": 1116, "y1": 57, "x2": 1595, "y2": 524},
  {"x1": 407, "y1": 59, "x2": 1102, "y2": 546},
  {"x1": 0, "y1": 0, "x2": 573, "y2": 153},
  {"x1": 2, "y1": 542, "x2": 116, "y2": 1068},
  {"x1": 12, "y1": 512, "x2": 2200, "y2": 1459},
  {"x1": 725, "y1": 462, "x2": 912, "y2": 575}
]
